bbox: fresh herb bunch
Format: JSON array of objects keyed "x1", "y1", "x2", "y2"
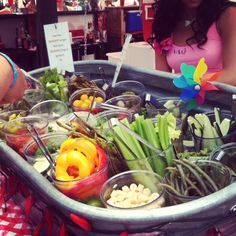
[{"x1": 39, "y1": 69, "x2": 68, "y2": 103}]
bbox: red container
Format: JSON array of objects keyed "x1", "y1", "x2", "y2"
[{"x1": 141, "y1": 0, "x2": 155, "y2": 41}]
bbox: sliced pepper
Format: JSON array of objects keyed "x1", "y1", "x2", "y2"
[{"x1": 55, "y1": 150, "x2": 91, "y2": 181}]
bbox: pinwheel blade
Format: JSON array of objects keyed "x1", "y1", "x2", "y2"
[
  {"x1": 173, "y1": 76, "x2": 189, "y2": 88},
  {"x1": 193, "y1": 58, "x2": 207, "y2": 84},
  {"x1": 180, "y1": 63, "x2": 196, "y2": 80},
  {"x1": 180, "y1": 86, "x2": 200, "y2": 101}
]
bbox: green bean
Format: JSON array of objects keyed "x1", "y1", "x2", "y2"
[
  {"x1": 159, "y1": 183, "x2": 183, "y2": 196},
  {"x1": 185, "y1": 176, "x2": 204, "y2": 197},
  {"x1": 182, "y1": 159, "x2": 218, "y2": 192},
  {"x1": 176, "y1": 164, "x2": 188, "y2": 189},
  {"x1": 174, "y1": 159, "x2": 210, "y2": 195}
]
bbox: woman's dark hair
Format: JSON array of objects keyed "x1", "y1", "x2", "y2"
[{"x1": 152, "y1": 0, "x2": 232, "y2": 47}]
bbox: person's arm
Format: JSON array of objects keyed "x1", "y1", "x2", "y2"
[
  {"x1": 216, "y1": 6, "x2": 236, "y2": 85},
  {"x1": 0, "y1": 54, "x2": 27, "y2": 104},
  {"x1": 155, "y1": 52, "x2": 172, "y2": 72}
]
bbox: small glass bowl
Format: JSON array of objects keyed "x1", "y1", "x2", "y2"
[
  {"x1": 147, "y1": 97, "x2": 186, "y2": 119},
  {"x1": 23, "y1": 89, "x2": 45, "y2": 107},
  {"x1": 191, "y1": 111, "x2": 236, "y2": 153},
  {"x1": 57, "y1": 112, "x2": 97, "y2": 130},
  {"x1": 3, "y1": 116, "x2": 49, "y2": 155},
  {"x1": 113, "y1": 80, "x2": 145, "y2": 97},
  {"x1": 210, "y1": 142, "x2": 236, "y2": 174},
  {"x1": 105, "y1": 95, "x2": 141, "y2": 115},
  {"x1": 52, "y1": 153, "x2": 109, "y2": 201},
  {"x1": 0, "y1": 110, "x2": 27, "y2": 121},
  {"x1": 100, "y1": 170, "x2": 165, "y2": 210},
  {"x1": 164, "y1": 160, "x2": 232, "y2": 205},
  {"x1": 95, "y1": 110, "x2": 133, "y2": 135},
  {"x1": 23, "y1": 133, "x2": 68, "y2": 168},
  {"x1": 70, "y1": 88, "x2": 106, "y2": 114},
  {"x1": 30, "y1": 100, "x2": 68, "y2": 121}
]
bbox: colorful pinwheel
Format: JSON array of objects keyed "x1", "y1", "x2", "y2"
[{"x1": 173, "y1": 58, "x2": 221, "y2": 109}]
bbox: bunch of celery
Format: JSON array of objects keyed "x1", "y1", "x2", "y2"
[
  {"x1": 111, "y1": 112, "x2": 181, "y2": 176},
  {"x1": 187, "y1": 108, "x2": 235, "y2": 151}
]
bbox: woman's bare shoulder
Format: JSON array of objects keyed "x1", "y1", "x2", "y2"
[{"x1": 218, "y1": 6, "x2": 236, "y2": 34}]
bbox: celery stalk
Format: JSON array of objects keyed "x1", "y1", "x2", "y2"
[
  {"x1": 134, "y1": 116, "x2": 152, "y2": 157},
  {"x1": 142, "y1": 118, "x2": 166, "y2": 176}
]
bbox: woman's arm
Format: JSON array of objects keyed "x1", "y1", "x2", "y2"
[
  {"x1": 217, "y1": 6, "x2": 236, "y2": 85},
  {"x1": 0, "y1": 55, "x2": 27, "y2": 104},
  {"x1": 155, "y1": 53, "x2": 172, "y2": 72}
]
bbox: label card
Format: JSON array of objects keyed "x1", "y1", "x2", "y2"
[{"x1": 44, "y1": 22, "x2": 74, "y2": 73}]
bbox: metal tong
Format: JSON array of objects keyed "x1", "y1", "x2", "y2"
[
  {"x1": 27, "y1": 124, "x2": 55, "y2": 169},
  {"x1": 91, "y1": 101, "x2": 128, "y2": 111}
]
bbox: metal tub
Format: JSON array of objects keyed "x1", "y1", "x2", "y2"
[{"x1": 1, "y1": 60, "x2": 236, "y2": 236}]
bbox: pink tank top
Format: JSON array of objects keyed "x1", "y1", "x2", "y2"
[{"x1": 166, "y1": 23, "x2": 223, "y2": 73}]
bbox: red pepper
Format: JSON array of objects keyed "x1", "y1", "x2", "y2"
[
  {"x1": 70, "y1": 213, "x2": 92, "y2": 232},
  {"x1": 95, "y1": 144, "x2": 107, "y2": 171}
]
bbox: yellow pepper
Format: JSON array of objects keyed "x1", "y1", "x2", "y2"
[
  {"x1": 55, "y1": 150, "x2": 91, "y2": 181},
  {"x1": 59, "y1": 138, "x2": 99, "y2": 173}
]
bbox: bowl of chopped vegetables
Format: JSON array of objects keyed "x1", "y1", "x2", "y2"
[
  {"x1": 100, "y1": 170, "x2": 165, "y2": 210},
  {"x1": 23, "y1": 133, "x2": 68, "y2": 174},
  {"x1": 70, "y1": 88, "x2": 106, "y2": 114},
  {"x1": 104, "y1": 94, "x2": 142, "y2": 115},
  {"x1": 163, "y1": 160, "x2": 232, "y2": 205},
  {"x1": 23, "y1": 89, "x2": 45, "y2": 107},
  {"x1": 188, "y1": 109, "x2": 236, "y2": 153},
  {"x1": 3, "y1": 116, "x2": 49, "y2": 155},
  {"x1": 51, "y1": 138, "x2": 109, "y2": 200}
]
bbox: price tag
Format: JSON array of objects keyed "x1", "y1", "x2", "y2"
[{"x1": 44, "y1": 22, "x2": 74, "y2": 73}]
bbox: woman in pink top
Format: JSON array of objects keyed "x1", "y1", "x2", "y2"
[{"x1": 152, "y1": 0, "x2": 236, "y2": 85}]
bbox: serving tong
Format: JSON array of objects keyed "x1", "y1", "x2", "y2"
[
  {"x1": 91, "y1": 101, "x2": 128, "y2": 111},
  {"x1": 26, "y1": 124, "x2": 55, "y2": 170}
]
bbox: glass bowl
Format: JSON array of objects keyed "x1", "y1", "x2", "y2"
[
  {"x1": 210, "y1": 142, "x2": 236, "y2": 174},
  {"x1": 57, "y1": 112, "x2": 97, "y2": 130},
  {"x1": 94, "y1": 110, "x2": 132, "y2": 136},
  {"x1": 3, "y1": 116, "x2": 49, "y2": 155},
  {"x1": 164, "y1": 160, "x2": 232, "y2": 205},
  {"x1": 191, "y1": 111, "x2": 236, "y2": 153},
  {"x1": 112, "y1": 80, "x2": 145, "y2": 98},
  {"x1": 30, "y1": 100, "x2": 68, "y2": 121},
  {"x1": 147, "y1": 97, "x2": 186, "y2": 119},
  {"x1": 69, "y1": 88, "x2": 106, "y2": 114},
  {"x1": 23, "y1": 89, "x2": 45, "y2": 107},
  {"x1": 100, "y1": 170, "x2": 165, "y2": 210},
  {"x1": 0, "y1": 110, "x2": 27, "y2": 121},
  {"x1": 52, "y1": 148, "x2": 109, "y2": 201},
  {"x1": 105, "y1": 95, "x2": 141, "y2": 115},
  {"x1": 23, "y1": 133, "x2": 69, "y2": 174}
]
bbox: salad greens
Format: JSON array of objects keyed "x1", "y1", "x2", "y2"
[{"x1": 39, "y1": 69, "x2": 68, "y2": 103}]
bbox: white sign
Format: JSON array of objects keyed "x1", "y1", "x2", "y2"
[{"x1": 44, "y1": 22, "x2": 74, "y2": 73}]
